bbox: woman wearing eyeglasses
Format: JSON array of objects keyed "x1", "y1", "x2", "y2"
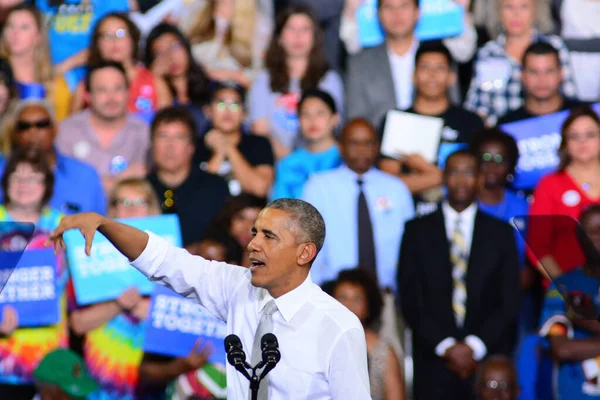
[
  {"x1": 67, "y1": 178, "x2": 161, "y2": 400},
  {"x1": 0, "y1": 149, "x2": 68, "y2": 400},
  {"x1": 70, "y1": 12, "x2": 172, "y2": 121}
]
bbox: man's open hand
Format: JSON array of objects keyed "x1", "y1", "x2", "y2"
[{"x1": 46, "y1": 212, "x2": 106, "y2": 256}]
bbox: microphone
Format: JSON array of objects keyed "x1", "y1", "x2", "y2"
[
  {"x1": 224, "y1": 334, "x2": 251, "y2": 380},
  {"x1": 259, "y1": 333, "x2": 281, "y2": 379}
]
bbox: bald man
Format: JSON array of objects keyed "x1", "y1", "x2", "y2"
[
  {"x1": 475, "y1": 356, "x2": 520, "y2": 400},
  {"x1": 302, "y1": 118, "x2": 414, "y2": 292}
]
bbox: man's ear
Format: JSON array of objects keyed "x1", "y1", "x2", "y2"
[{"x1": 297, "y1": 243, "x2": 317, "y2": 267}]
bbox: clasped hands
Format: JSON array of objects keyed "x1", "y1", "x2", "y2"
[
  {"x1": 443, "y1": 342, "x2": 477, "y2": 380},
  {"x1": 204, "y1": 129, "x2": 238, "y2": 156}
]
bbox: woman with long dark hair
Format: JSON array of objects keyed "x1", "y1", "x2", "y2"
[
  {"x1": 144, "y1": 23, "x2": 211, "y2": 136},
  {"x1": 529, "y1": 106, "x2": 600, "y2": 281},
  {"x1": 247, "y1": 5, "x2": 344, "y2": 160}
]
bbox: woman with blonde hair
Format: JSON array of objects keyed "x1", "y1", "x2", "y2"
[
  {"x1": 0, "y1": 3, "x2": 70, "y2": 122},
  {"x1": 185, "y1": 0, "x2": 273, "y2": 88},
  {"x1": 68, "y1": 177, "x2": 161, "y2": 400}
]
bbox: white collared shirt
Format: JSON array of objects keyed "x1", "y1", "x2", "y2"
[
  {"x1": 387, "y1": 39, "x2": 419, "y2": 110},
  {"x1": 131, "y1": 232, "x2": 371, "y2": 400},
  {"x1": 442, "y1": 201, "x2": 478, "y2": 256},
  {"x1": 436, "y1": 201, "x2": 487, "y2": 361}
]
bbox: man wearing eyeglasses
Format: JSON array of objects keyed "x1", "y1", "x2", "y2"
[
  {"x1": 146, "y1": 106, "x2": 230, "y2": 246},
  {"x1": 0, "y1": 99, "x2": 106, "y2": 215},
  {"x1": 195, "y1": 81, "x2": 274, "y2": 198}
]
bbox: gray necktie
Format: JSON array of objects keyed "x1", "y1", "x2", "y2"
[{"x1": 250, "y1": 299, "x2": 278, "y2": 399}]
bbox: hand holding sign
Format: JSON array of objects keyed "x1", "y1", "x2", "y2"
[
  {"x1": 116, "y1": 287, "x2": 142, "y2": 312},
  {"x1": 0, "y1": 306, "x2": 17, "y2": 336},
  {"x1": 181, "y1": 339, "x2": 215, "y2": 371}
]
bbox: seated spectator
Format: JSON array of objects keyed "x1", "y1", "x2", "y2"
[
  {"x1": 196, "y1": 81, "x2": 274, "y2": 197},
  {"x1": 70, "y1": 12, "x2": 172, "y2": 121},
  {"x1": 33, "y1": 349, "x2": 98, "y2": 400},
  {"x1": 379, "y1": 42, "x2": 484, "y2": 216},
  {"x1": 248, "y1": 5, "x2": 343, "y2": 159},
  {"x1": 0, "y1": 99, "x2": 106, "y2": 215},
  {"x1": 271, "y1": 88, "x2": 342, "y2": 200},
  {"x1": 539, "y1": 204, "x2": 600, "y2": 399},
  {"x1": 498, "y1": 42, "x2": 584, "y2": 125},
  {"x1": 56, "y1": 61, "x2": 150, "y2": 195},
  {"x1": 330, "y1": 269, "x2": 405, "y2": 400},
  {"x1": 303, "y1": 118, "x2": 414, "y2": 290},
  {"x1": 68, "y1": 178, "x2": 160, "y2": 400},
  {"x1": 137, "y1": 234, "x2": 236, "y2": 399},
  {"x1": 146, "y1": 106, "x2": 229, "y2": 246},
  {"x1": 345, "y1": 0, "x2": 477, "y2": 128},
  {"x1": 184, "y1": 0, "x2": 273, "y2": 87},
  {"x1": 205, "y1": 194, "x2": 266, "y2": 267},
  {"x1": 0, "y1": 3, "x2": 71, "y2": 121},
  {"x1": 144, "y1": 23, "x2": 211, "y2": 136},
  {"x1": 0, "y1": 149, "x2": 68, "y2": 400},
  {"x1": 474, "y1": 355, "x2": 520, "y2": 400},
  {"x1": 464, "y1": 0, "x2": 577, "y2": 126},
  {"x1": 529, "y1": 106, "x2": 600, "y2": 280},
  {"x1": 398, "y1": 149, "x2": 520, "y2": 400}
]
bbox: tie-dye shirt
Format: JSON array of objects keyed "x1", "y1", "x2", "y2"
[{"x1": 0, "y1": 206, "x2": 67, "y2": 385}]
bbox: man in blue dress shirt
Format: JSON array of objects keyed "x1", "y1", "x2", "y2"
[
  {"x1": 0, "y1": 100, "x2": 106, "y2": 215},
  {"x1": 302, "y1": 118, "x2": 414, "y2": 291}
]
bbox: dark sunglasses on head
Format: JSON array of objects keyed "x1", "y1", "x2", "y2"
[{"x1": 16, "y1": 119, "x2": 52, "y2": 132}]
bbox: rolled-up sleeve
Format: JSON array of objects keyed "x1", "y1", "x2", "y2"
[{"x1": 130, "y1": 231, "x2": 248, "y2": 321}]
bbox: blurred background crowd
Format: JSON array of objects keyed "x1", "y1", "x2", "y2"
[{"x1": 0, "y1": 0, "x2": 599, "y2": 399}]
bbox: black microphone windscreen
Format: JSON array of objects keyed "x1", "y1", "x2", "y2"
[
  {"x1": 261, "y1": 333, "x2": 278, "y2": 348},
  {"x1": 224, "y1": 334, "x2": 242, "y2": 352}
]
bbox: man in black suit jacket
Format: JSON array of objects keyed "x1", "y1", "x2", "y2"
[{"x1": 398, "y1": 149, "x2": 520, "y2": 400}]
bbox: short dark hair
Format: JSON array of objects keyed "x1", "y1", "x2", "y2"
[
  {"x1": 209, "y1": 81, "x2": 246, "y2": 104},
  {"x1": 298, "y1": 89, "x2": 337, "y2": 114},
  {"x1": 330, "y1": 269, "x2": 383, "y2": 328},
  {"x1": 85, "y1": 61, "x2": 129, "y2": 92},
  {"x1": 1, "y1": 148, "x2": 54, "y2": 209},
  {"x1": 265, "y1": 198, "x2": 326, "y2": 256},
  {"x1": 415, "y1": 42, "x2": 454, "y2": 68},
  {"x1": 470, "y1": 128, "x2": 520, "y2": 176},
  {"x1": 522, "y1": 41, "x2": 560, "y2": 67},
  {"x1": 378, "y1": 0, "x2": 420, "y2": 10},
  {"x1": 150, "y1": 106, "x2": 197, "y2": 143},
  {"x1": 445, "y1": 149, "x2": 480, "y2": 172}
]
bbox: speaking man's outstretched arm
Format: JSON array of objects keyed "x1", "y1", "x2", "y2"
[{"x1": 47, "y1": 213, "x2": 149, "y2": 260}]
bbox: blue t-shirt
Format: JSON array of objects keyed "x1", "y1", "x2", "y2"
[
  {"x1": 271, "y1": 145, "x2": 342, "y2": 200},
  {"x1": 478, "y1": 189, "x2": 529, "y2": 266},
  {"x1": 34, "y1": 0, "x2": 129, "y2": 89},
  {"x1": 540, "y1": 268, "x2": 600, "y2": 399}
]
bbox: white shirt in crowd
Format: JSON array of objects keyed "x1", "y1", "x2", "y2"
[
  {"x1": 131, "y1": 232, "x2": 372, "y2": 400},
  {"x1": 435, "y1": 202, "x2": 488, "y2": 361}
]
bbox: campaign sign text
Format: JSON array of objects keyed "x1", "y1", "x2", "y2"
[
  {"x1": 357, "y1": 0, "x2": 465, "y2": 48},
  {"x1": 64, "y1": 215, "x2": 183, "y2": 305},
  {"x1": 0, "y1": 249, "x2": 59, "y2": 326},
  {"x1": 143, "y1": 285, "x2": 227, "y2": 365}
]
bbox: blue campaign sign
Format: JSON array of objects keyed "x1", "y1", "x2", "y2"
[
  {"x1": 500, "y1": 111, "x2": 568, "y2": 190},
  {"x1": 143, "y1": 285, "x2": 227, "y2": 366},
  {"x1": 357, "y1": 0, "x2": 465, "y2": 48},
  {"x1": 0, "y1": 249, "x2": 59, "y2": 327},
  {"x1": 438, "y1": 142, "x2": 468, "y2": 169},
  {"x1": 64, "y1": 214, "x2": 183, "y2": 306}
]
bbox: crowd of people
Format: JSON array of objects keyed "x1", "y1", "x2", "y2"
[{"x1": 0, "y1": 0, "x2": 598, "y2": 399}]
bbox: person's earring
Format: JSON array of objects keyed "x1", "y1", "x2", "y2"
[{"x1": 506, "y1": 173, "x2": 514, "y2": 183}]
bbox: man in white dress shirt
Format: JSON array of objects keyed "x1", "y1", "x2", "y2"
[{"x1": 46, "y1": 199, "x2": 371, "y2": 399}]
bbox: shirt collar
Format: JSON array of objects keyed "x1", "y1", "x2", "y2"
[
  {"x1": 386, "y1": 36, "x2": 419, "y2": 58},
  {"x1": 258, "y1": 275, "x2": 314, "y2": 323},
  {"x1": 442, "y1": 201, "x2": 478, "y2": 222},
  {"x1": 339, "y1": 164, "x2": 376, "y2": 183}
]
